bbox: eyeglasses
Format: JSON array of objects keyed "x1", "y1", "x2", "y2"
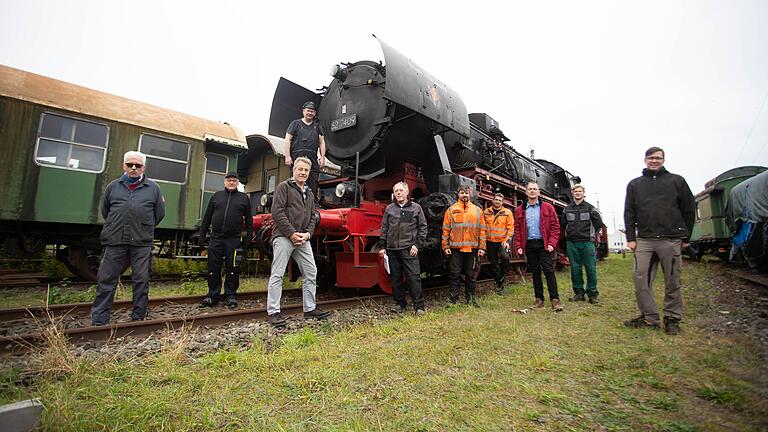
[
  {"x1": 645, "y1": 157, "x2": 664, "y2": 161},
  {"x1": 125, "y1": 163, "x2": 144, "y2": 169}
]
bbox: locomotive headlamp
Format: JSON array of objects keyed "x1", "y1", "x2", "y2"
[
  {"x1": 334, "y1": 181, "x2": 358, "y2": 200},
  {"x1": 259, "y1": 193, "x2": 272, "y2": 207},
  {"x1": 334, "y1": 183, "x2": 347, "y2": 198},
  {"x1": 330, "y1": 64, "x2": 348, "y2": 81}
]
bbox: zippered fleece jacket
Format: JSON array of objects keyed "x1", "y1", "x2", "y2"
[
  {"x1": 199, "y1": 188, "x2": 253, "y2": 241},
  {"x1": 271, "y1": 178, "x2": 318, "y2": 242},
  {"x1": 623, "y1": 167, "x2": 695, "y2": 242}
]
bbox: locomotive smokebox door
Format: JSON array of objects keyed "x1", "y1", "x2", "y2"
[{"x1": 268, "y1": 77, "x2": 322, "y2": 138}]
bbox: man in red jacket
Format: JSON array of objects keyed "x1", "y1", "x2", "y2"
[{"x1": 513, "y1": 182, "x2": 563, "y2": 311}]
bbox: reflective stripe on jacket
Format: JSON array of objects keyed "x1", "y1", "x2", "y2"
[
  {"x1": 483, "y1": 207, "x2": 514, "y2": 244},
  {"x1": 442, "y1": 201, "x2": 486, "y2": 252}
]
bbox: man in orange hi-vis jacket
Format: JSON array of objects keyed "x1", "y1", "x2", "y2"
[
  {"x1": 442, "y1": 184, "x2": 486, "y2": 307},
  {"x1": 483, "y1": 193, "x2": 514, "y2": 294}
]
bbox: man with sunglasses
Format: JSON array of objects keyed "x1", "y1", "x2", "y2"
[
  {"x1": 199, "y1": 172, "x2": 253, "y2": 309},
  {"x1": 91, "y1": 151, "x2": 165, "y2": 326},
  {"x1": 623, "y1": 147, "x2": 695, "y2": 335}
]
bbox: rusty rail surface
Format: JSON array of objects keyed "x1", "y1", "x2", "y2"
[
  {"x1": 0, "y1": 289, "x2": 302, "y2": 322},
  {"x1": 0, "y1": 294, "x2": 392, "y2": 354},
  {"x1": 0, "y1": 280, "x2": 499, "y2": 354}
]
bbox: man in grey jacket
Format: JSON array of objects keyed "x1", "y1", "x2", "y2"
[
  {"x1": 378, "y1": 181, "x2": 428, "y2": 314},
  {"x1": 266, "y1": 156, "x2": 330, "y2": 327},
  {"x1": 91, "y1": 151, "x2": 165, "y2": 325}
]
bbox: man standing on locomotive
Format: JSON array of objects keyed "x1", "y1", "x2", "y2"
[
  {"x1": 513, "y1": 181, "x2": 563, "y2": 312},
  {"x1": 91, "y1": 151, "x2": 165, "y2": 326},
  {"x1": 442, "y1": 184, "x2": 486, "y2": 307},
  {"x1": 563, "y1": 184, "x2": 603, "y2": 304},
  {"x1": 623, "y1": 147, "x2": 695, "y2": 335},
  {"x1": 284, "y1": 101, "x2": 326, "y2": 199},
  {"x1": 483, "y1": 193, "x2": 514, "y2": 294},
  {"x1": 198, "y1": 172, "x2": 252, "y2": 309},
  {"x1": 378, "y1": 181, "x2": 428, "y2": 315},
  {"x1": 266, "y1": 156, "x2": 331, "y2": 327}
]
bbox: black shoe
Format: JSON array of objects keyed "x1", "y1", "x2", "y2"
[
  {"x1": 390, "y1": 305, "x2": 407, "y2": 314},
  {"x1": 201, "y1": 296, "x2": 218, "y2": 307},
  {"x1": 226, "y1": 297, "x2": 238, "y2": 309},
  {"x1": 588, "y1": 295, "x2": 599, "y2": 304},
  {"x1": 304, "y1": 308, "x2": 332, "y2": 320},
  {"x1": 569, "y1": 294, "x2": 585, "y2": 302},
  {"x1": 623, "y1": 316, "x2": 660, "y2": 329},
  {"x1": 267, "y1": 312, "x2": 287, "y2": 327},
  {"x1": 663, "y1": 317, "x2": 681, "y2": 335}
]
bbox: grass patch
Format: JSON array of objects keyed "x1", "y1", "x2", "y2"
[{"x1": 2, "y1": 255, "x2": 767, "y2": 430}]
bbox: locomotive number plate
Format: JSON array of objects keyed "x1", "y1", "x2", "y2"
[{"x1": 331, "y1": 114, "x2": 357, "y2": 131}]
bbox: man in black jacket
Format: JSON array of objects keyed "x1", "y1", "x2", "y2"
[
  {"x1": 266, "y1": 157, "x2": 330, "y2": 327},
  {"x1": 199, "y1": 172, "x2": 252, "y2": 309},
  {"x1": 623, "y1": 147, "x2": 695, "y2": 335},
  {"x1": 378, "y1": 181, "x2": 428, "y2": 314},
  {"x1": 563, "y1": 184, "x2": 603, "y2": 304}
]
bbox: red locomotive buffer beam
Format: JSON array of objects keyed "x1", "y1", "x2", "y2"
[{"x1": 252, "y1": 201, "x2": 392, "y2": 294}]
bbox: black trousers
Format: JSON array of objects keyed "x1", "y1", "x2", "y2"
[
  {"x1": 207, "y1": 235, "x2": 241, "y2": 298},
  {"x1": 486, "y1": 241, "x2": 510, "y2": 288},
  {"x1": 525, "y1": 239, "x2": 559, "y2": 301},
  {"x1": 388, "y1": 248, "x2": 425, "y2": 310},
  {"x1": 449, "y1": 250, "x2": 477, "y2": 302},
  {"x1": 91, "y1": 244, "x2": 152, "y2": 325}
]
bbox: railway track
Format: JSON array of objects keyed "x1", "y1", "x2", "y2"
[
  {"x1": 0, "y1": 289, "x2": 301, "y2": 322},
  {"x1": 730, "y1": 271, "x2": 768, "y2": 289},
  {"x1": 0, "y1": 272, "x2": 207, "y2": 289},
  {"x1": 0, "y1": 280, "x2": 495, "y2": 354}
]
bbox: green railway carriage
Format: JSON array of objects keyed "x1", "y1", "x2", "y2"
[
  {"x1": 689, "y1": 165, "x2": 767, "y2": 260},
  {"x1": 0, "y1": 64, "x2": 247, "y2": 278}
]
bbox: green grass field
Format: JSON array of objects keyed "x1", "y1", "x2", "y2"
[{"x1": 2, "y1": 255, "x2": 766, "y2": 431}]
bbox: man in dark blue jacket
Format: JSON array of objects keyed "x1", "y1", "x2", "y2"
[
  {"x1": 199, "y1": 172, "x2": 253, "y2": 309},
  {"x1": 623, "y1": 147, "x2": 695, "y2": 335},
  {"x1": 91, "y1": 151, "x2": 165, "y2": 325}
]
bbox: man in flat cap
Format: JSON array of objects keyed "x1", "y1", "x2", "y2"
[
  {"x1": 284, "y1": 101, "x2": 326, "y2": 198},
  {"x1": 199, "y1": 172, "x2": 252, "y2": 308}
]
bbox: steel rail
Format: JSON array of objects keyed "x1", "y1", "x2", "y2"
[
  {"x1": 0, "y1": 294, "x2": 391, "y2": 354},
  {"x1": 0, "y1": 289, "x2": 302, "y2": 322}
]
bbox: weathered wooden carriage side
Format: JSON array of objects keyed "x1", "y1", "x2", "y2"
[{"x1": 0, "y1": 64, "x2": 247, "y2": 278}]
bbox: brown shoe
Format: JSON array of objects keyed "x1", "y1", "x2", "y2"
[
  {"x1": 532, "y1": 298, "x2": 545, "y2": 308},
  {"x1": 552, "y1": 299, "x2": 563, "y2": 312}
]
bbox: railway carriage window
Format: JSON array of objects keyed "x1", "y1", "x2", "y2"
[
  {"x1": 266, "y1": 173, "x2": 277, "y2": 193},
  {"x1": 34, "y1": 113, "x2": 108, "y2": 172},
  {"x1": 204, "y1": 153, "x2": 228, "y2": 192},
  {"x1": 139, "y1": 134, "x2": 189, "y2": 184}
]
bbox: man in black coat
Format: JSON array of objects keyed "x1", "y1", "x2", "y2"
[
  {"x1": 378, "y1": 181, "x2": 428, "y2": 314},
  {"x1": 199, "y1": 172, "x2": 252, "y2": 309},
  {"x1": 623, "y1": 147, "x2": 695, "y2": 335}
]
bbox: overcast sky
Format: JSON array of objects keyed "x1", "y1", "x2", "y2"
[{"x1": 2, "y1": 0, "x2": 767, "y2": 228}]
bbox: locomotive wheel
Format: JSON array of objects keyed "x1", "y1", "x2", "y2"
[{"x1": 57, "y1": 246, "x2": 101, "y2": 281}]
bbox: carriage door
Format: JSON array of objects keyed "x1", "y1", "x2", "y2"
[{"x1": 200, "y1": 153, "x2": 228, "y2": 219}]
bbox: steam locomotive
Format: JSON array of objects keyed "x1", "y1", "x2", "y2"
[{"x1": 248, "y1": 37, "x2": 582, "y2": 293}]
